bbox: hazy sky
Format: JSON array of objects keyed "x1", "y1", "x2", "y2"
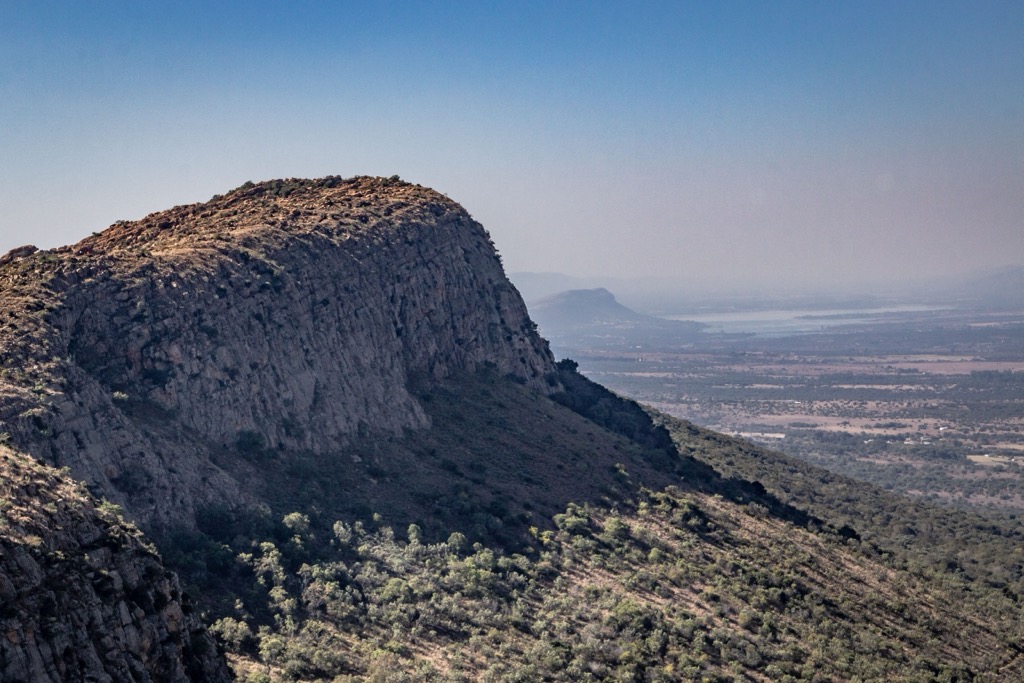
[{"x1": 2, "y1": 1, "x2": 1021, "y2": 291}]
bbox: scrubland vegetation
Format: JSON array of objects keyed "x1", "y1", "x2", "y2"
[
  {"x1": 198, "y1": 489, "x2": 1021, "y2": 682},
  {"x1": 150, "y1": 367, "x2": 1024, "y2": 681}
]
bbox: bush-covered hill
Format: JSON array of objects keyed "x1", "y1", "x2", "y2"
[
  {"x1": 213, "y1": 487, "x2": 1023, "y2": 682},
  {"x1": 660, "y1": 414, "x2": 1024, "y2": 602}
]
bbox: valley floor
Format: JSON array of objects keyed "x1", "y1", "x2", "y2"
[{"x1": 562, "y1": 307, "x2": 1024, "y2": 513}]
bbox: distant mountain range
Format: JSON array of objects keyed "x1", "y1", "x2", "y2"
[{"x1": 958, "y1": 265, "x2": 1024, "y2": 308}]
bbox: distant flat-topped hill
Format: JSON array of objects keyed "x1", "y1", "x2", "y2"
[
  {"x1": 529, "y1": 287, "x2": 706, "y2": 351},
  {"x1": 533, "y1": 287, "x2": 650, "y2": 325}
]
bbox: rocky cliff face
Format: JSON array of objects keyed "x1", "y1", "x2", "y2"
[
  {"x1": 0, "y1": 446, "x2": 228, "y2": 682},
  {"x1": 0, "y1": 176, "x2": 555, "y2": 532}
]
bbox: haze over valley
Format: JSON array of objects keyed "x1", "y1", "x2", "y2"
[
  {"x1": 525, "y1": 279, "x2": 1024, "y2": 515},
  {"x1": 3, "y1": 3, "x2": 1021, "y2": 293}
]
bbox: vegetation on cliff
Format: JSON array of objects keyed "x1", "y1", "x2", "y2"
[
  {"x1": 163, "y1": 367, "x2": 1024, "y2": 681},
  {"x1": 211, "y1": 486, "x2": 1023, "y2": 682}
]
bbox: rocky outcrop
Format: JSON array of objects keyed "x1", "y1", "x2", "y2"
[
  {"x1": 0, "y1": 176, "x2": 559, "y2": 680},
  {"x1": 0, "y1": 446, "x2": 229, "y2": 682},
  {"x1": 0, "y1": 176, "x2": 555, "y2": 532}
]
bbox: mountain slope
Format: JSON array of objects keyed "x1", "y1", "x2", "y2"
[
  {"x1": 1, "y1": 176, "x2": 1023, "y2": 681},
  {"x1": 659, "y1": 412, "x2": 1024, "y2": 601},
  {"x1": 0, "y1": 446, "x2": 228, "y2": 682},
  {"x1": 218, "y1": 486, "x2": 1022, "y2": 681}
]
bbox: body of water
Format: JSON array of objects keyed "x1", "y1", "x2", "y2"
[{"x1": 666, "y1": 305, "x2": 948, "y2": 337}]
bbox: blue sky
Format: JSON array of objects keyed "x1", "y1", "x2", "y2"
[{"x1": 2, "y1": 1, "x2": 1021, "y2": 291}]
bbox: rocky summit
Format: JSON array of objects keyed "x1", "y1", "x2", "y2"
[
  {"x1": 0, "y1": 176, "x2": 554, "y2": 533},
  {"x1": 0, "y1": 176, "x2": 560, "y2": 680}
]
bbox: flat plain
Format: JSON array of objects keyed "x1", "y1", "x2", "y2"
[{"x1": 546, "y1": 305, "x2": 1024, "y2": 512}]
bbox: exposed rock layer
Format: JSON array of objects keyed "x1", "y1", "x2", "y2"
[
  {"x1": 0, "y1": 176, "x2": 555, "y2": 531},
  {"x1": 0, "y1": 447, "x2": 229, "y2": 682}
]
